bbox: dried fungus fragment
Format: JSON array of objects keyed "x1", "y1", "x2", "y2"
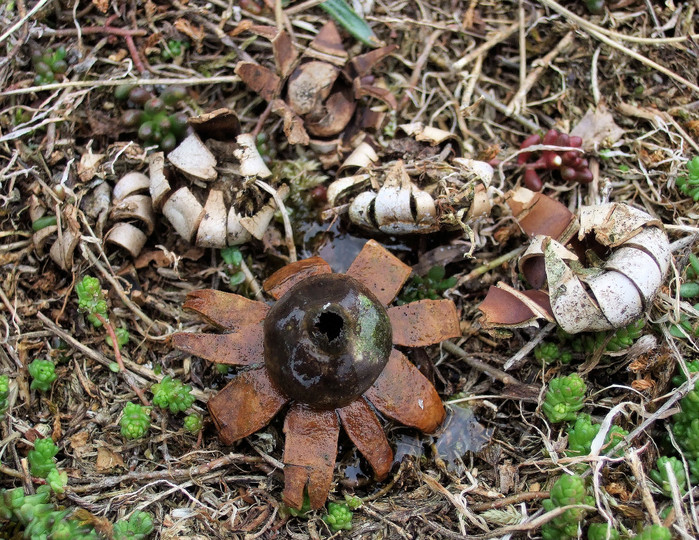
[
  {"x1": 479, "y1": 197, "x2": 670, "y2": 333},
  {"x1": 196, "y1": 190, "x2": 227, "y2": 248},
  {"x1": 235, "y1": 20, "x2": 396, "y2": 151},
  {"x1": 329, "y1": 151, "x2": 493, "y2": 236},
  {"x1": 399, "y1": 122, "x2": 457, "y2": 145},
  {"x1": 234, "y1": 133, "x2": 272, "y2": 178},
  {"x1": 105, "y1": 223, "x2": 147, "y2": 258},
  {"x1": 106, "y1": 171, "x2": 155, "y2": 257},
  {"x1": 167, "y1": 133, "x2": 217, "y2": 182},
  {"x1": 348, "y1": 160, "x2": 438, "y2": 234},
  {"x1": 162, "y1": 187, "x2": 205, "y2": 243},
  {"x1": 188, "y1": 108, "x2": 241, "y2": 141}
]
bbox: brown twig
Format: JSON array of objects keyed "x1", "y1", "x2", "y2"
[
  {"x1": 45, "y1": 26, "x2": 147, "y2": 37},
  {"x1": 399, "y1": 29, "x2": 443, "y2": 111},
  {"x1": 442, "y1": 341, "x2": 537, "y2": 397},
  {"x1": 469, "y1": 490, "x2": 550, "y2": 511},
  {"x1": 124, "y1": 34, "x2": 147, "y2": 74},
  {"x1": 68, "y1": 452, "x2": 263, "y2": 493},
  {"x1": 91, "y1": 313, "x2": 150, "y2": 406}
]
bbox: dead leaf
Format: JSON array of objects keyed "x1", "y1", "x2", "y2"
[
  {"x1": 570, "y1": 103, "x2": 625, "y2": 152},
  {"x1": 92, "y1": 0, "x2": 108, "y2": 13},
  {"x1": 78, "y1": 152, "x2": 106, "y2": 182},
  {"x1": 70, "y1": 431, "x2": 92, "y2": 459},
  {"x1": 96, "y1": 446, "x2": 125, "y2": 472},
  {"x1": 631, "y1": 377, "x2": 655, "y2": 392},
  {"x1": 174, "y1": 19, "x2": 204, "y2": 52}
]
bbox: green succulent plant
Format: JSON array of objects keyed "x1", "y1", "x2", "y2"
[
  {"x1": 542, "y1": 374, "x2": 587, "y2": 423},
  {"x1": 184, "y1": 413, "x2": 203, "y2": 433},
  {"x1": 27, "y1": 359, "x2": 57, "y2": 392},
  {"x1": 76, "y1": 275, "x2": 108, "y2": 327},
  {"x1": 566, "y1": 414, "x2": 627, "y2": 466},
  {"x1": 672, "y1": 359, "x2": 699, "y2": 386},
  {"x1": 151, "y1": 376, "x2": 195, "y2": 414},
  {"x1": 117, "y1": 86, "x2": 188, "y2": 151},
  {"x1": 221, "y1": 247, "x2": 246, "y2": 287},
  {"x1": 542, "y1": 474, "x2": 592, "y2": 540},
  {"x1": 27, "y1": 437, "x2": 59, "y2": 478},
  {"x1": 323, "y1": 501, "x2": 353, "y2": 531},
  {"x1": 0, "y1": 484, "x2": 153, "y2": 539},
  {"x1": 106, "y1": 326, "x2": 130, "y2": 349},
  {"x1": 567, "y1": 414, "x2": 600, "y2": 458},
  {"x1": 113, "y1": 510, "x2": 154, "y2": 540},
  {"x1": 0, "y1": 374, "x2": 9, "y2": 419},
  {"x1": 606, "y1": 319, "x2": 644, "y2": 352},
  {"x1": 397, "y1": 265, "x2": 457, "y2": 305},
  {"x1": 160, "y1": 39, "x2": 189, "y2": 61},
  {"x1": 535, "y1": 342, "x2": 572, "y2": 364},
  {"x1": 120, "y1": 402, "x2": 151, "y2": 439},
  {"x1": 32, "y1": 46, "x2": 67, "y2": 85},
  {"x1": 634, "y1": 524, "x2": 672, "y2": 540},
  {"x1": 587, "y1": 522, "x2": 620, "y2": 540},
  {"x1": 677, "y1": 156, "x2": 699, "y2": 201},
  {"x1": 583, "y1": 0, "x2": 605, "y2": 15},
  {"x1": 650, "y1": 455, "x2": 686, "y2": 495}
]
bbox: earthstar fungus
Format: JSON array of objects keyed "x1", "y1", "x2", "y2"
[{"x1": 173, "y1": 240, "x2": 461, "y2": 509}]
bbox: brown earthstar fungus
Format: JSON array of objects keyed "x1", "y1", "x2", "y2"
[
  {"x1": 233, "y1": 21, "x2": 397, "y2": 166},
  {"x1": 173, "y1": 240, "x2": 461, "y2": 509},
  {"x1": 478, "y1": 188, "x2": 671, "y2": 334}
]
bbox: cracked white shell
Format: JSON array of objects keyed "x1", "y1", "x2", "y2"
[{"x1": 542, "y1": 203, "x2": 670, "y2": 333}]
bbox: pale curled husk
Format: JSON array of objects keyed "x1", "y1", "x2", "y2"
[
  {"x1": 328, "y1": 157, "x2": 494, "y2": 235},
  {"x1": 348, "y1": 160, "x2": 439, "y2": 234},
  {"x1": 147, "y1": 133, "x2": 283, "y2": 249},
  {"x1": 524, "y1": 203, "x2": 670, "y2": 333},
  {"x1": 105, "y1": 172, "x2": 156, "y2": 257}
]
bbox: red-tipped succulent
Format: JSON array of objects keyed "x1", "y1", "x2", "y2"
[{"x1": 518, "y1": 129, "x2": 593, "y2": 191}]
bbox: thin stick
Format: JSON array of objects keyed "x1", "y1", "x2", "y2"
[
  {"x1": 507, "y1": 32, "x2": 575, "y2": 115},
  {"x1": 456, "y1": 245, "x2": 527, "y2": 287},
  {"x1": 68, "y1": 452, "x2": 263, "y2": 493},
  {"x1": 399, "y1": 29, "x2": 443, "y2": 110},
  {"x1": 284, "y1": 0, "x2": 323, "y2": 15},
  {"x1": 453, "y1": 22, "x2": 520, "y2": 71},
  {"x1": 0, "y1": 0, "x2": 51, "y2": 44},
  {"x1": 504, "y1": 321, "x2": 556, "y2": 370},
  {"x1": 255, "y1": 180, "x2": 297, "y2": 263},
  {"x1": 81, "y1": 312, "x2": 150, "y2": 406},
  {"x1": 537, "y1": 0, "x2": 699, "y2": 45},
  {"x1": 469, "y1": 490, "x2": 550, "y2": 512},
  {"x1": 124, "y1": 34, "x2": 147, "y2": 74},
  {"x1": 46, "y1": 25, "x2": 147, "y2": 37},
  {"x1": 238, "y1": 256, "x2": 265, "y2": 302},
  {"x1": 442, "y1": 341, "x2": 527, "y2": 389},
  {"x1": 475, "y1": 87, "x2": 542, "y2": 133},
  {"x1": 1, "y1": 76, "x2": 242, "y2": 97}
]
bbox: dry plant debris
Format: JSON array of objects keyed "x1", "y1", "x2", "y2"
[{"x1": 1, "y1": 0, "x2": 699, "y2": 538}]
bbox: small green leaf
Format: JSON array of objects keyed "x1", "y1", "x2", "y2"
[
  {"x1": 319, "y1": 0, "x2": 381, "y2": 47},
  {"x1": 680, "y1": 282, "x2": 699, "y2": 298},
  {"x1": 32, "y1": 215, "x2": 57, "y2": 231},
  {"x1": 229, "y1": 271, "x2": 246, "y2": 286}
]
